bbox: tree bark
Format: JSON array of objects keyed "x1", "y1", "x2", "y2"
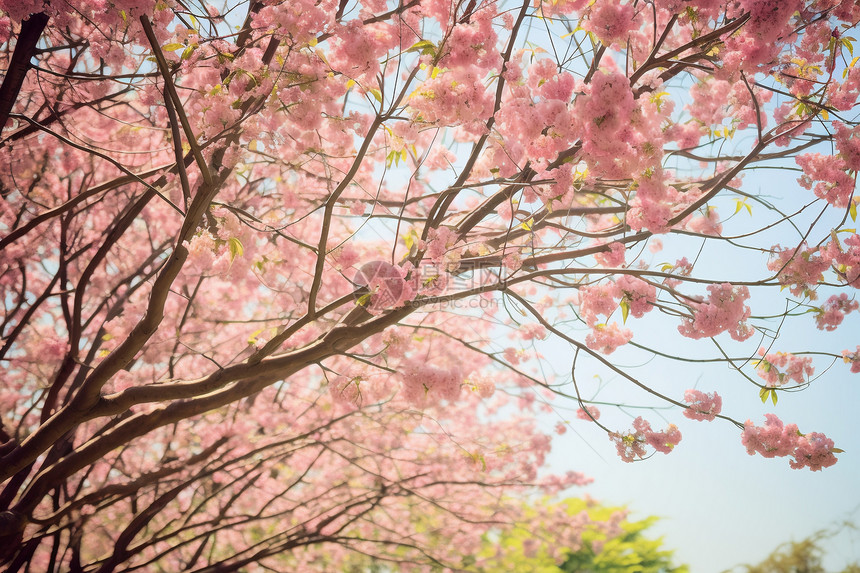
[{"x1": 0, "y1": 13, "x2": 49, "y2": 133}]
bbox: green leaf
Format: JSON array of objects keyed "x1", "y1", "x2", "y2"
[
  {"x1": 247, "y1": 328, "x2": 264, "y2": 345},
  {"x1": 162, "y1": 42, "x2": 185, "y2": 52},
  {"x1": 405, "y1": 40, "x2": 436, "y2": 57},
  {"x1": 734, "y1": 198, "x2": 753, "y2": 216},
  {"x1": 759, "y1": 387, "x2": 770, "y2": 404},
  {"x1": 619, "y1": 297, "x2": 630, "y2": 324},
  {"x1": 181, "y1": 45, "x2": 196, "y2": 60},
  {"x1": 356, "y1": 293, "x2": 372, "y2": 306},
  {"x1": 771, "y1": 388, "x2": 778, "y2": 405},
  {"x1": 228, "y1": 237, "x2": 244, "y2": 261}
]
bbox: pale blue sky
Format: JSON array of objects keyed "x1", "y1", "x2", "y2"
[{"x1": 537, "y1": 161, "x2": 860, "y2": 571}]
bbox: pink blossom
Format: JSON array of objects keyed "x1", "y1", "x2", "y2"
[
  {"x1": 815, "y1": 293, "x2": 858, "y2": 331},
  {"x1": 829, "y1": 66, "x2": 860, "y2": 111},
  {"x1": 0, "y1": 16, "x2": 10, "y2": 45},
  {"x1": 685, "y1": 207, "x2": 722, "y2": 236},
  {"x1": 586, "y1": 322, "x2": 633, "y2": 354},
  {"x1": 353, "y1": 261, "x2": 416, "y2": 312},
  {"x1": 615, "y1": 275, "x2": 656, "y2": 318},
  {"x1": 683, "y1": 390, "x2": 722, "y2": 421},
  {"x1": 519, "y1": 323, "x2": 547, "y2": 341},
  {"x1": 825, "y1": 233, "x2": 860, "y2": 288},
  {"x1": 610, "y1": 417, "x2": 681, "y2": 462},
  {"x1": 633, "y1": 417, "x2": 681, "y2": 454},
  {"x1": 739, "y1": 0, "x2": 800, "y2": 43},
  {"x1": 409, "y1": 65, "x2": 495, "y2": 131},
  {"x1": 503, "y1": 347, "x2": 522, "y2": 365},
  {"x1": 399, "y1": 360, "x2": 463, "y2": 406},
  {"x1": 678, "y1": 283, "x2": 753, "y2": 341},
  {"x1": 668, "y1": 121, "x2": 705, "y2": 149},
  {"x1": 741, "y1": 414, "x2": 799, "y2": 458},
  {"x1": 768, "y1": 243, "x2": 832, "y2": 298},
  {"x1": 795, "y1": 153, "x2": 855, "y2": 208},
  {"x1": 843, "y1": 346, "x2": 860, "y2": 373},
  {"x1": 330, "y1": 376, "x2": 363, "y2": 409},
  {"x1": 791, "y1": 432, "x2": 838, "y2": 471},
  {"x1": 579, "y1": 282, "x2": 621, "y2": 326},
  {"x1": 609, "y1": 432, "x2": 648, "y2": 463},
  {"x1": 594, "y1": 242, "x2": 626, "y2": 268},
  {"x1": 583, "y1": 2, "x2": 636, "y2": 46},
  {"x1": 756, "y1": 352, "x2": 814, "y2": 386},
  {"x1": 576, "y1": 405, "x2": 601, "y2": 421},
  {"x1": 742, "y1": 414, "x2": 837, "y2": 471}
]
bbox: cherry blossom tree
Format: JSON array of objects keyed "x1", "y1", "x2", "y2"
[{"x1": 1, "y1": 0, "x2": 859, "y2": 569}]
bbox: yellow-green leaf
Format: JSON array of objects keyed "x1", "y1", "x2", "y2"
[
  {"x1": 369, "y1": 88, "x2": 383, "y2": 103},
  {"x1": 356, "y1": 293, "x2": 372, "y2": 306},
  {"x1": 162, "y1": 42, "x2": 185, "y2": 51},
  {"x1": 405, "y1": 39, "x2": 436, "y2": 56},
  {"x1": 619, "y1": 297, "x2": 630, "y2": 323},
  {"x1": 228, "y1": 237, "x2": 244, "y2": 261},
  {"x1": 247, "y1": 328, "x2": 264, "y2": 345},
  {"x1": 850, "y1": 199, "x2": 857, "y2": 222}
]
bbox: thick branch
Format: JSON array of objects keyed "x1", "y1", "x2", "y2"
[{"x1": 0, "y1": 13, "x2": 49, "y2": 133}]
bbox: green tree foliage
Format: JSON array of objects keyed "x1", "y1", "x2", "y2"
[
  {"x1": 733, "y1": 526, "x2": 859, "y2": 573},
  {"x1": 476, "y1": 498, "x2": 688, "y2": 573}
]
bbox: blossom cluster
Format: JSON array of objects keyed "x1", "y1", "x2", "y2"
[
  {"x1": 755, "y1": 349, "x2": 814, "y2": 387},
  {"x1": 768, "y1": 243, "x2": 831, "y2": 299},
  {"x1": 815, "y1": 293, "x2": 859, "y2": 331},
  {"x1": 677, "y1": 283, "x2": 753, "y2": 341},
  {"x1": 398, "y1": 360, "x2": 463, "y2": 407},
  {"x1": 843, "y1": 346, "x2": 860, "y2": 373},
  {"x1": 742, "y1": 414, "x2": 837, "y2": 471},
  {"x1": 610, "y1": 417, "x2": 681, "y2": 463},
  {"x1": 682, "y1": 390, "x2": 722, "y2": 422}
]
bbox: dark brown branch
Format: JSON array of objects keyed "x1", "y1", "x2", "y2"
[{"x1": 0, "y1": 13, "x2": 49, "y2": 133}]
